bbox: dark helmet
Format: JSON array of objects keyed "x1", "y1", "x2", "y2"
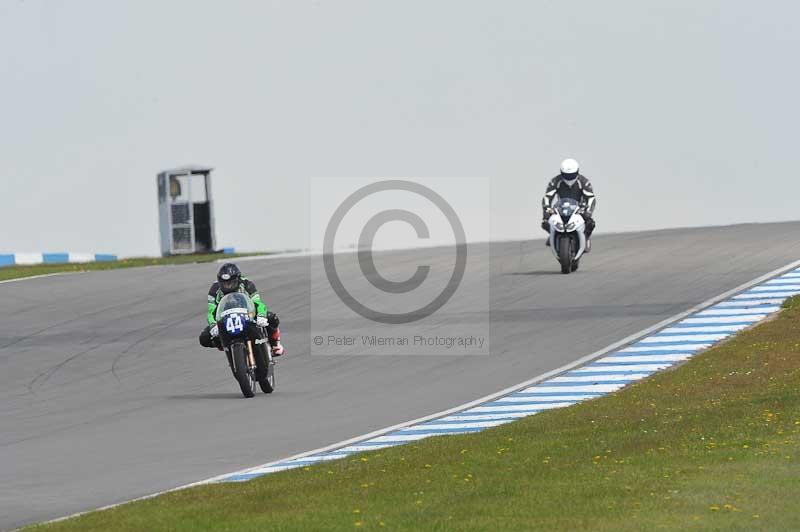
[{"x1": 217, "y1": 263, "x2": 242, "y2": 294}]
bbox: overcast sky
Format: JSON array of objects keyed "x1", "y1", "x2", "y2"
[{"x1": 1, "y1": 1, "x2": 798, "y2": 256}]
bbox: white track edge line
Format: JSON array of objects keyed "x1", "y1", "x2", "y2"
[
  {"x1": 0, "y1": 272, "x2": 77, "y2": 285},
  {"x1": 34, "y1": 257, "x2": 800, "y2": 529}
]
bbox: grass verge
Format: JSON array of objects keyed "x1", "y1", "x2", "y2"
[
  {"x1": 30, "y1": 298, "x2": 800, "y2": 531},
  {"x1": 0, "y1": 253, "x2": 273, "y2": 282}
]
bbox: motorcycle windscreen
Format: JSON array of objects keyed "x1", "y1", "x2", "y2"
[
  {"x1": 215, "y1": 292, "x2": 256, "y2": 321},
  {"x1": 552, "y1": 198, "x2": 580, "y2": 221}
]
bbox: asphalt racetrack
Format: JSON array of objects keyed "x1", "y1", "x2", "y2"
[{"x1": 3, "y1": 222, "x2": 800, "y2": 529}]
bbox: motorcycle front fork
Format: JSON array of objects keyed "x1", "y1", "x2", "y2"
[{"x1": 224, "y1": 342, "x2": 254, "y2": 375}]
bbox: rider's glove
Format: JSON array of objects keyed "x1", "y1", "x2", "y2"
[
  {"x1": 210, "y1": 324, "x2": 219, "y2": 337},
  {"x1": 256, "y1": 316, "x2": 270, "y2": 328}
]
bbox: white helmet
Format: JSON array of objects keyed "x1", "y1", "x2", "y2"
[{"x1": 560, "y1": 158, "x2": 580, "y2": 175}]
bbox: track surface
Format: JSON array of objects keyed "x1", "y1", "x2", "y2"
[{"x1": 2, "y1": 222, "x2": 800, "y2": 529}]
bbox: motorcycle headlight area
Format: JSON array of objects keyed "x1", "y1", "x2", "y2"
[{"x1": 555, "y1": 221, "x2": 565, "y2": 231}]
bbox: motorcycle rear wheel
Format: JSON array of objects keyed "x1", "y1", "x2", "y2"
[{"x1": 259, "y1": 361, "x2": 275, "y2": 394}]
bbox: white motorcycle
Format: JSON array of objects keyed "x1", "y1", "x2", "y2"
[{"x1": 547, "y1": 198, "x2": 587, "y2": 274}]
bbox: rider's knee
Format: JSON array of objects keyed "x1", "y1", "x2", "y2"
[{"x1": 199, "y1": 330, "x2": 213, "y2": 348}]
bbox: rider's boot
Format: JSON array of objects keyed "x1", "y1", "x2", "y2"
[
  {"x1": 269, "y1": 328, "x2": 285, "y2": 356},
  {"x1": 541, "y1": 220, "x2": 551, "y2": 246},
  {"x1": 584, "y1": 218, "x2": 595, "y2": 253}
]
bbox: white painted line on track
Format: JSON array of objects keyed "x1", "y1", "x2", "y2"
[
  {"x1": 467, "y1": 405, "x2": 545, "y2": 414},
  {"x1": 714, "y1": 299, "x2": 786, "y2": 307},
  {"x1": 682, "y1": 315, "x2": 764, "y2": 324},
  {"x1": 601, "y1": 354, "x2": 692, "y2": 363},
  {"x1": 471, "y1": 402, "x2": 580, "y2": 413},
  {"x1": 0, "y1": 272, "x2": 76, "y2": 285},
  {"x1": 493, "y1": 394, "x2": 597, "y2": 402},
  {"x1": 641, "y1": 334, "x2": 728, "y2": 343},
  {"x1": 549, "y1": 374, "x2": 650, "y2": 383},
  {"x1": 476, "y1": 395, "x2": 578, "y2": 412},
  {"x1": 621, "y1": 344, "x2": 711, "y2": 352},
  {"x1": 439, "y1": 412, "x2": 532, "y2": 422},
  {"x1": 369, "y1": 434, "x2": 433, "y2": 443},
  {"x1": 338, "y1": 443, "x2": 398, "y2": 450},
  {"x1": 576, "y1": 364, "x2": 671, "y2": 372},
  {"x1": 696, "y1": 307, "x2": 780, "y2": 316},
  {"x1": 521, "y1": 383, "x2": 628, "y2": 393},
  {"x1": 735, "y1": 291, "x2": 798, "y2": 299},
  {"x1": 412, "y1": 421, "x2": 512, "y2": 430},
  {"x1": 283, "y1": 454, "x2": 351, "y2": 464},
  {"x1": 660, "y1": 325, "x2": 749, "y2": 334}
]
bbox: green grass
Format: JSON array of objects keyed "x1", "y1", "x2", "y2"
[
  {"x1": 30, "y1": 298, "x2": 800, "y2": 531},
  {"x1": 0, "y1": 253, "x2": 273, "y2": 282}
]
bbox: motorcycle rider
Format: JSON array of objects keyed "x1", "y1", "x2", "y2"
[
  {"x1": 541, "y1": 158, "x2": 596, "y2": 251},
  {"x1": 198, "y1": 263, "x2": 285, "y2": 357}
]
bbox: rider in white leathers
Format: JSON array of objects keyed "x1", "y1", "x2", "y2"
[{"x1": 541, "y1": 159, "x2": 596, "y2": 250}]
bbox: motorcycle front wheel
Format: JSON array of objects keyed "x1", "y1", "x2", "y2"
[
  {"x1": 559, "y1": 235, "x2": 573, "y2": 274},
  {"x1": 231, "y1": 343, "x2": 255, "y2": 398}
]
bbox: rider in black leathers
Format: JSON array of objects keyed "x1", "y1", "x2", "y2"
[{"x1": 199, "y1": 263, "x2": 285, "y2": 357}]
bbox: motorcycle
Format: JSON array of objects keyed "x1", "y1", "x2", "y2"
[
  {"x1": 214, "y1": 292, "x2": 275, "y2": 398},
  {"x1": 547, "y1": 197, "x2": 588, "y2": 274}
]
